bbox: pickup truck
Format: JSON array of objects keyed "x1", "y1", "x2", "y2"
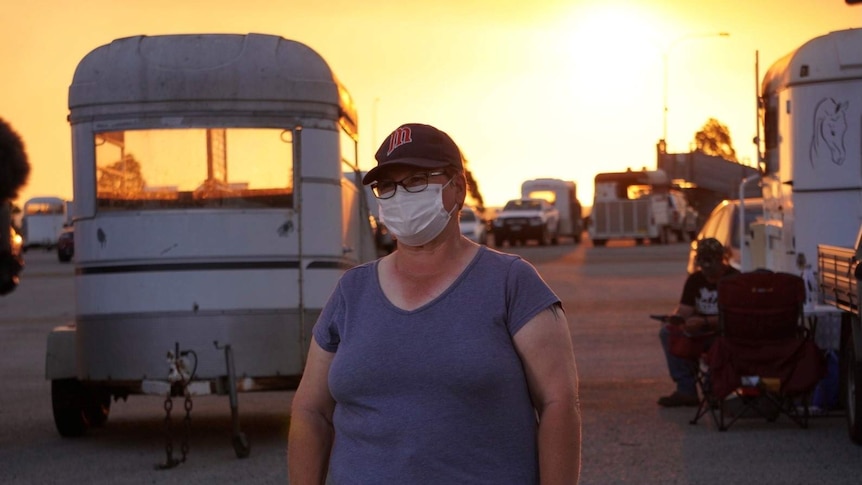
[
  {"x1": 818, "y1": 240, "x2": 862, "y2": 443},
  {"x1": 491, "y1": 198, "x2": 559, "y2": 247}
]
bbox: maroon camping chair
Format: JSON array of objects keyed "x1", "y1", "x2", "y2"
[{"x1": 690, "y1": 270, "x2": 826, "y2": 431}]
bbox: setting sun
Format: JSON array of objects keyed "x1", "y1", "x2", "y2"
[{"x1": 0, "y1": 0, "x2": 860, "y2": 209}]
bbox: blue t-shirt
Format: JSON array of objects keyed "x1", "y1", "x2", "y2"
[{"x1": 313, "y1": 246, "x2": 561, "y2": 484}]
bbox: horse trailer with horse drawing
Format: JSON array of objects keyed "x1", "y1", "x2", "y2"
[
  {"x1": 43, "y1": 34, "x2": 377, "y2": 458},
  {"x1": 755, "y1": 28, "x2": 862, "y2": 276},
  {"x1": 751, "y1": 28, "x2": 862, "y2": 445}
]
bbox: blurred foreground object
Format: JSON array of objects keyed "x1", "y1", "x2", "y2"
[{"x1": 0, "y1": 117, "x2": 31, "y2": 295}]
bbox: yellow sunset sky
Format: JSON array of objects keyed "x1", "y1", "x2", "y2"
[{"x1": 1, "y1": 0, "x2": 861, "y2": 208}]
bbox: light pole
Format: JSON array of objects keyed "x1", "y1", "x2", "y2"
[{"x1": 662, "y1": 32, "x2": 730, "y2": 149}]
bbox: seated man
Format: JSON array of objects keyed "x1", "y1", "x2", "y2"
[{"x1": 657, "y1": 238, "x2": 739, "y2": 407}]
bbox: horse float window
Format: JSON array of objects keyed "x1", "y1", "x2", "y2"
[{"x1": 94, "y1": 127, "x2": 294, "y2": 211}]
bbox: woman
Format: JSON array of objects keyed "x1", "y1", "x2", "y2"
[{"x1": 287, "y1": 123, "x2": 581, "y2": 484}]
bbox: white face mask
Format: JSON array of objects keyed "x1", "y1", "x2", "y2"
[{"x1": 378, "y1": 180, "x2": 457, "y2": 247}]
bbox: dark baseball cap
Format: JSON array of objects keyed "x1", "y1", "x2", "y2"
[
  {"x1": 695, "y1": 237, "x2": 725, "y2": 268},
  {"x1": 362, "y1": 123, "x2": 463, "y2": 185}
]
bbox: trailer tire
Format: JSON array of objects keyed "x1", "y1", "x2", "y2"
[
  {"x1": 52, "y1": 378, "x2": 89, "y2": 437},
  {"x1": 843, "y1": 332, "x2": 862, "y2": 444}
]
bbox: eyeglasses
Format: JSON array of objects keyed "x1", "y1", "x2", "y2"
[{"x1": 371, "y1": 171, "x2": 447, "y2": 199}]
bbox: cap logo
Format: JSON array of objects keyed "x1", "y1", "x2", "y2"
[{"x1": 386, "y1": 126, "x2": 413, "y2": 156}]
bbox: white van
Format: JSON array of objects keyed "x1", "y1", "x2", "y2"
[
  {"x1": 521, "y1": 178, "x2": 583, "y2": 243},
  {"x1": 21, "y1": 196, "x2": 66, "y2": 250}
]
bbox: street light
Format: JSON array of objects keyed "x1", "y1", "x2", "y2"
[{"x1": 662, "y1": 32, "x2": 730, "y2": 149}]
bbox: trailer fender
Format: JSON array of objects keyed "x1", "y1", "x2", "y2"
[{"x1": 45, "y1": 324, "x2": 77, "y2": 380}]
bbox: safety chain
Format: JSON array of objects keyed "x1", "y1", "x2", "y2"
[
  {"x1": 156, "y1": 384, "x2": 194, "y2": 469},
  {"x1": 156, "y1": 344, "x2": 197, "y2": 470},
  {"x1": 157, "y1": 392, "x2": 179, "y2": 469},
  {"x1": 181, "y1": 392, "x2": 193, "y2": 460}
]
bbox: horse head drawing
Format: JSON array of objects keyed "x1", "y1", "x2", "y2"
[{"x1": 809, "y1": 97, "x2": 848, "y2": 167}]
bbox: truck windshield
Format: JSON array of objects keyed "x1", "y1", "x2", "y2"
[
  {"x1": 504, "y1": 200, "x2": 542, "y2": 211},
  {"x1": 94, "y1": 127, "x2": 293, "y2": 211},
  {"x1": 626, "y1": 185, "x2": 652, "y2": 199}
]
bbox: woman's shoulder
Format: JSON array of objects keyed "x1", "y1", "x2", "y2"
[
  {"x1": 339, "y1": 259, "x2": 378, "y2": 287},
  {"x1": 474, "y1": 246, "x2": 545, "y2": 280},
  {"x1": 476, "y1": 245, "x2": 524, "y2": 265}
]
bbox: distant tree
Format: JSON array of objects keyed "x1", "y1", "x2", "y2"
[
  {"x1": 461, "y1": 153, "x2": 485, "y2": 212},
  {"x1": 694, "y1": 118, "x2": 738, "y2": 162},
  {"x1": 465, "y1": 169, "x2": 484, "y2": 210},
  {"x1": 97, "y1": 154, "x2": 146, "y2": 196}
]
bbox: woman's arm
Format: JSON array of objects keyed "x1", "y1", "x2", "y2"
[
  {"x1": 513, "y1": 305, "x2": 581, "y2": 485},
  {"x1": 287, "y1": 341, "x2": 337, "y2": 484}
]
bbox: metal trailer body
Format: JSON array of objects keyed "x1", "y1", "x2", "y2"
[
  {"x1": 756, "y1": 28, "x2": 862, "y2": 445},
  {"x1": 589, "y1": 169, "x2": 681, "y2": 246},
  {"x1": 21, "y1": 196, "x2": 66, "y2": 250},
  {"x1": 758, "y1": 28, "x2": 862, "y2": 274},
  {"x1": 520, "y1": 178, "x2": 583, "y2": 243},
  {"x1": 44, "y1": 34, "x2": 376, "y2": 450}
]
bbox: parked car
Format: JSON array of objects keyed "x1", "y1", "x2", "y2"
[
  {"x1": 459, "y1": 206, "x2": 487, "y2": 244},
  {"x1": 687, "y1": 198, "x2": 764, "y2": 273},
  {"x1": 359, "y1": 177, "x2": 395, "y2": 254},
  {"x1": 376, "y1": 220, "x2": 395, "y2": 253},
  {"x1": 10, "y1": 226, "x2": 22, "y2": 256},
  {"x1": 57, "y1": 226, "x2": 74, "y2": 263},
  {"x1": 667, "y1": 190, "x2": 699, "y2": 241},
  {"x1": 492, "y1": 198, "x2": 560, "y2": 246}
]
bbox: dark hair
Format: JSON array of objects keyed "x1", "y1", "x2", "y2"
[
  {"x1": 0, "y1": 118, "x2": 29, "y2": 200},
  {"x1": 696, "y1": 237, "x2": 725, "y2": 260}
]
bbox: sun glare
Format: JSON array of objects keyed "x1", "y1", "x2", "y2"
[
  {"x1": 562, "y1": 3, "x2": 667, "y2": 86},
  {"x1": 538, "y1": 3, "x2": 673, "y2": 194}
]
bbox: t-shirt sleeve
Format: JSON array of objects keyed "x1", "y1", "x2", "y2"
[
  {"x1": 505, "y1": 257, "x2": 561, "y2": 336},
  {"x1": 679, "y1": 273, "x2": 699, "y2": 307},
  {"x1": 312, "y1": 282, "x2": 345, "y2": 353}
]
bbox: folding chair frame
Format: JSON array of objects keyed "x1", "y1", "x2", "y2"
[
  {"x1": 689, "y1": 270, "x2": 823, "y2": 431},
  {"x1": 691, "y1": 370, "x2": 813, "y2": 430}
]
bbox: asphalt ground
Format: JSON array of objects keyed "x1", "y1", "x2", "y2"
[{"x1": 1, "y1": 241, "x2": 860, "y2": 484}]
